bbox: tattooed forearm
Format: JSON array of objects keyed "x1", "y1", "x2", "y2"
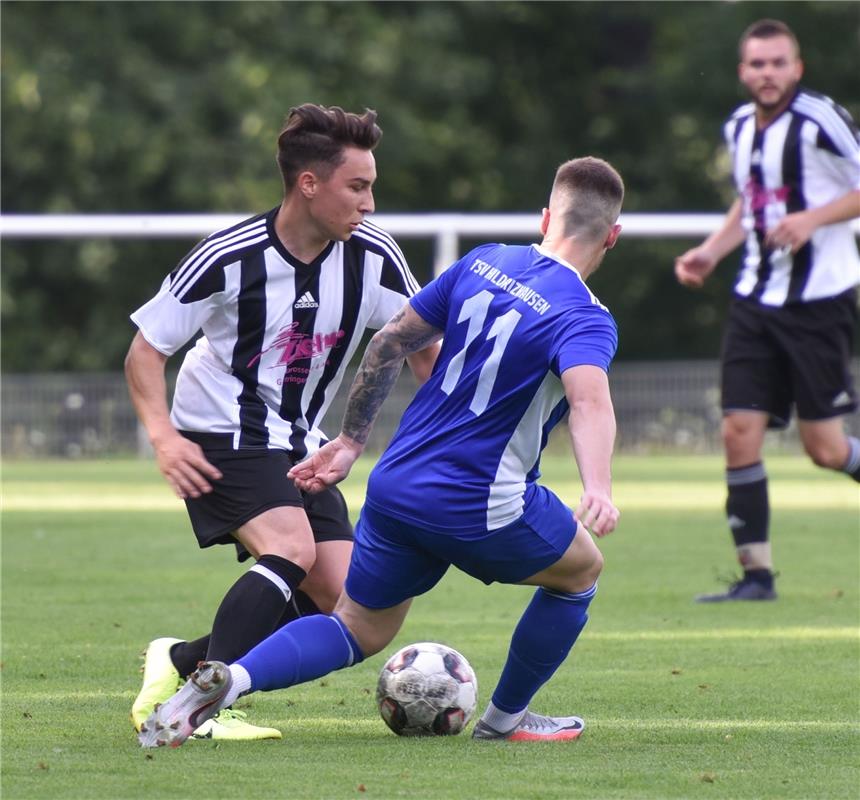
[
  {"x1": 342, "y1": 329, "x2": 406, "y2": 444},
  {"x1": 341, "y1": 306, "x2": 442, "y2": 445}
]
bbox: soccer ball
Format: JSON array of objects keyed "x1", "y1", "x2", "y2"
[{"x1": 376, "y1": 642, "x2": 478, "y2": 736}]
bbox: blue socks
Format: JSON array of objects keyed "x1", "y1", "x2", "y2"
[
  {"x1": 236, "y1": 613, "x2": 364, "y2": 693},
  {"x1": 234, "y1": 586, "x2": 596, "y2": 710},
  {"x1": 490, "y1": 584, "x2": 597, "y2": 714}
]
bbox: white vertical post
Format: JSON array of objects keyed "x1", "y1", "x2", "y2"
[{"x1": 433, "y1": 227, "x2": 460, "y2": 277}]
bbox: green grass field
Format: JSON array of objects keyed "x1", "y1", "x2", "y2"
[{"x1": 2, "y1": 455, "x2": 858, "y2": 799}]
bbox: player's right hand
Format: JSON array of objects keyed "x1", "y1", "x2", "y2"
[
  {"x1": 674, "y1": 246, "x2": 717, "y2": 289},
  {"x1": 152, "y1": 431, "x2": 222, "y2": 499}
]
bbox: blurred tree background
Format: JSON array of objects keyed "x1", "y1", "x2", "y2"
[{"x1": 2, "y1": 0, "x2": 858, "y2": 371}]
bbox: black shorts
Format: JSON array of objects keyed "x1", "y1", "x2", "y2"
[
  {"x1": 721, "y1": 290, "x2": 858, "y2": 429},
  {"x1": 180, "y1": 432, "x2": 353, "y2": 562}
]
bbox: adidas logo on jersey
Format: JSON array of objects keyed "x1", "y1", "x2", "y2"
[{"x1": 294, "y1": 292, "x2": 319, "y2": 309}]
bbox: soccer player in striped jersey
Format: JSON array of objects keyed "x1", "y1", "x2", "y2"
[
  {"x1": 125, "y1": 104, "x2": 437, "y2": 739},
  {"x1": 675, "y1": 20, "x2": 860, "y2": 602},
  {"x1": 138, "y1": 156, "x2": 624, "y2": 748}
]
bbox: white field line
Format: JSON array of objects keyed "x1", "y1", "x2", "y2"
[{"x1": 3, "y1": 481, "x2": 858, "y2": 511}]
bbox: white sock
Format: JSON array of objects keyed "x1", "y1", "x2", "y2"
[
  {"x1": 221, "y1": 663, "x2": 252, "y2": 709},
  {"x1": 480, "y1": 701, "x2": 527, "y2": 733}
]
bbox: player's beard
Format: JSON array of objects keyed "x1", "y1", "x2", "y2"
[{"x1": 752, "y1": 80, "x2": 798, "y2": 115}]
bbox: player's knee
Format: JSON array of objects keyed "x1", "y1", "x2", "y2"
[
  {"x1": 581, "y1": 544, "x2": 604, "y2": 586},
  {"x1": 560, "y1": 536, "x2": 603, "y2": 593},
  {"x1": 721, "y1": 418, "x2": 748, "y2": 450},
  {"x1": 803, "y1": 439, "x2": 844, "y2": 470},
  {"x1": 267, "y1": 539, "x2": 317, "y2": 574}
]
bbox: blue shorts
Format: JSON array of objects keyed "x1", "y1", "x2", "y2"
[{"x1": 344, "y1": 484, "x2": 578, "y2": 609}]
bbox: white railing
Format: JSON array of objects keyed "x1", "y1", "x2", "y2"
[
  {"x1": 0, "y1": 212, "x2": 728, "y2": 275},
  {"x1": 4, "y1": 213, "x2": 858, "y2": 275}
]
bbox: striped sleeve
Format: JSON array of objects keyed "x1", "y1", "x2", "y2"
[
  {"x1": 354, "y1": 221, "x2": 423, "y2": 328},
  {"x1": 794, "y1": 91, "x2": 860, "y2": 191},
  {"x1": 130, "y1": 276, "x2": 221, "y2": 356},
  {"x1": 354, "y1": 220, "x2": 421, "y2": 295},
  {"x1": 723, "y1": 103, "x2": 754, "y2": 154},
  {"x1": 169, "y1": 216, "x2": 269, "y2": 302},
  {"x1": 794, "y1": 91, "x2": 859, "y2": 161},
  {"x1": 129, "y1": 214, "x2": 268, "y2": 355}
]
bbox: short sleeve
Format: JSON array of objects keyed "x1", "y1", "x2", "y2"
[
  {"x1": 357, "y1": 225, "x2": 423, "y2": 329},
  {"x1": 130, "y1": 274, "x2": 223, "y2": 356},
  {"x1": 409, "y1": 253, "x2": 468, "y2": 328},
  {"x1": 816, "y1": 103, "x2": 860, "y2": 191},
  {"x1": 551, "y1": 304, "x2": 618, "y2": 375}
]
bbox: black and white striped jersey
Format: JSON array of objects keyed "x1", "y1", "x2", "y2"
[
  {"x1": 724, "y1": 87, "x2": 860, "y2": 306},
  {"x1": 131, "y1": 207, "x2": 421, "y2": 457}
]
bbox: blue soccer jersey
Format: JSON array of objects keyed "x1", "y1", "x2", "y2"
[{"x1": 365, "y1": 242, "x2": 617, "y2": 535}]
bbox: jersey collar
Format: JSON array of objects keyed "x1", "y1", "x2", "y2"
[{"x1": 533, "y1": 244, "x2": 583, "y2": 277}]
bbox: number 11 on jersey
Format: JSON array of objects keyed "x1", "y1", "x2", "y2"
[{"x1": 440, "y1": 289, "x2": 522, "y2": 416}]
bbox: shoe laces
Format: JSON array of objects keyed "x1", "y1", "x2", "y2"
[
  {"x1": 712, "y1": 571, "x2": 744, "y2": 589},
  {"x1": 518, "y1": 711, "x2": 556, "y2": 731},
  {"x1": 213, "y1": 708, "x2": 247, "y2": 724}
]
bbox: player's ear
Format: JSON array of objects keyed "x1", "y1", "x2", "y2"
[
  {"x1": 605, "y1": 223, "x2": 622, "y2": 250},
  {"x1": 540, "y1": 208, "x2": 550, "y2": 236},
  {"x1": 795, "y1": 58, "x2": 804, "y2": 81},
  {"x1": 297, "y1": 170, "x2": 318, "y2": 199}
]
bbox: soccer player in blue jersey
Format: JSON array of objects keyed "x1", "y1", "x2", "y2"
[{"x1": 139, "y1": 156, "x2": 625, "y2": 747}]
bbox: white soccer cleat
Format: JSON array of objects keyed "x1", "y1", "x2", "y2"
[
  {"x1": 471, "y1": 709, "x2": 585, "y2": 741},
  {"x1": 138, "y1": 661, "x2": 231, "y2": 749}
]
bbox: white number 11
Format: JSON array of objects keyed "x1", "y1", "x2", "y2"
[{"x1": 440, "y1": 289, "x2": 522, "y2": 416}]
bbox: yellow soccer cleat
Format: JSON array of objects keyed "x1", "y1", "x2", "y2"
[
  {"x1": 190, "y1": 708, "x2": 282, "y2": 741},
  {"x1": 131, "y1": 637, "x2": 183, "y2": 732}
]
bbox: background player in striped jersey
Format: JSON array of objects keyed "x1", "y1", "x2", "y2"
[
  {"x1": 674, "y1": 19, "x2": 860, "y2": 602},
  {"x1": 138, "y1": 156, "x2": 625, "y2": 747},
  {"x1": 125, "y1": 104, "x2": 437, "y2": 739}
]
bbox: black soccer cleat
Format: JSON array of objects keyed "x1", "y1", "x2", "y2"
[{"x1": 695, "y1": 575, "x2": 777, "y2": 603}]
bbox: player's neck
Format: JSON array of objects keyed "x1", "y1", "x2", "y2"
[
  {"x1": 274, "y1": 200, "x2": 331, "y2": 264},
  {"x1": 540, "y1": 239, "x2": 599, "y2": 281}
]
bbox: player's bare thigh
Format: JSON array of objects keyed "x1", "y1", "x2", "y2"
[
  {"x1": 519, "y1": 522, "x2": 603, "y2": 594},
  {"x1": 234, "y1": 505, "x2": 317, "y2": 572}
]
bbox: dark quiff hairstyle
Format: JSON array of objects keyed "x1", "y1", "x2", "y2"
[
  {"x1": 276, "y1": 104, "x2": 382, "y2": 190},
  {"x1": 552, "y1": 157, "x2": 624, "y2": 242},
  {"x1": 738, "y1": 19, "x2": 800, "y2": 60}
]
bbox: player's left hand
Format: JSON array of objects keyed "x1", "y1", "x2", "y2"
[
  {"x1": 574, "y1": 491, "x2": 619, "y2": 538},
  {"x1": 765, "y1": 212, "x2": 815, "y2": 254},
  {"x1": 287, "y1": 434, "x2": 364, "y2": 493}
]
